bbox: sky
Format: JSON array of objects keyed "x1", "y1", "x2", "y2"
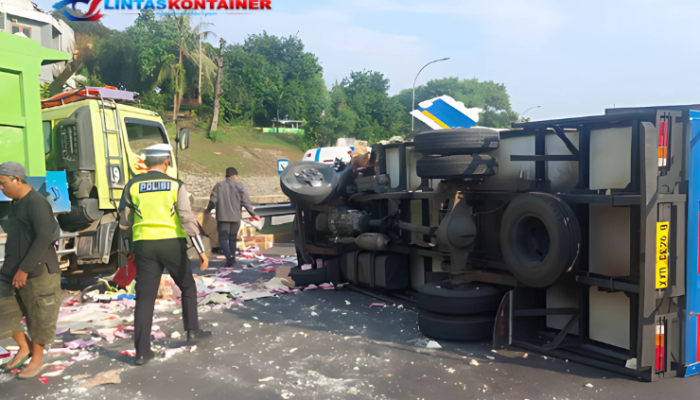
[{"x1": 35, "y1": 0, "x2": 700, "y2": 121}]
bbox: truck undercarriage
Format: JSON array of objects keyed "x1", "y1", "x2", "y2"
[{"x1": 280, "y1": 105, "x2": 700, "y2": 381}]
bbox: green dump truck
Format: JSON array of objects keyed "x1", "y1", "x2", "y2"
[{"x1": 0, "y1": 32, "x2": 190, "y2": 284}]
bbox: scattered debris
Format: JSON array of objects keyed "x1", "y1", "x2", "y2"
[
  {"x1": 259, "y1": 376, "x2": 275, "y2": 382},
  {"x1": 345, "y1": 300, "x2": 351, "y2": 306},
  {"x1": 370, "y1": 303, "x2": 386, "y2": 307},
  {"x1": 82, "y1": 369, "x2": 122, "y2": 389},
  {"x1": 523, "y1": 353, "x2": 529, "y2": 358},
  {"x1": 585, "y1": 383, "x2": 594, "y2": 388},
  {"x1": 289, "y1": 348, "x2": 297, "y2": 353},
  {"x1": 426, "y1": 341, "x2": 442, "y2": 349},
  {"x1": 470, "y1": 360, "x2": 479, "y2": 366},
  {"x1": 243, "y1": 324, "x2": 252, "y2": 328},
  {"x1": 39, "y1": 376, "x2": 50, "y2": 384},
  {"x1": 446, "y1": 368, "x2": 455, "y2": 374},
  {"x1": 171, "y1": 332, "x2": 182, "y2": 339}
]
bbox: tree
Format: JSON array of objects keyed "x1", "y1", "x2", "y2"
[
  {"x1": 396, "y1": 77, "x2": 519, "y2": 129},
  {"x1": 208, "y1": 38, "x2": 225, "y2": 137}
]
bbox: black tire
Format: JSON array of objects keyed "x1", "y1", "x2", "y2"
[
  {"x1": 414, "y1": 128, "x2": 499, "y2": 156},
  {"x1": 500, "y1": 193, "x2": 581, "y2": 288},
  {"x1": 289, "y1": 266, "x2": 327, "y2": 287},
  {"x1": 418, "y1": 309, "x2": 494, "y2": 341},
  {"x1": 416, "y1": 155, "x2": 497, "y2": 180},
  {"x1": 417, "y1": 281, "x2": 504, "y2": 315}
]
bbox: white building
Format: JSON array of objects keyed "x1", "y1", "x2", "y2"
[{"x1": 0, "y1": 0, "x2": 75, "y2": 84}]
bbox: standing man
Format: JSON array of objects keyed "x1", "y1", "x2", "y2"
[
  {"x1": 119, "y1": 144, "x2": 211, "y2": 366},
  {"x1": 0, "y1": 162, "x2": 61, "y2": 379},
  {"x1": 206, "y1": 167, "x2": 259, "y2": 268}
]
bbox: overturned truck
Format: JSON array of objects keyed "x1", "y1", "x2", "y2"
[{"x1": 280, "y1": 105, "x2": 700, "y2": 381}]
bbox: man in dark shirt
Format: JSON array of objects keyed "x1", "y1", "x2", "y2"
[
  {"x1": 0, "y1": 162, "x2": 61, "y2": 379},
  {"x1": 205, "y1": 167, "x2": 259, "y2": 268}
]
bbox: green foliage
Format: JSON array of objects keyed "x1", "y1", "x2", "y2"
[
  {"x1": 40, "y1": 83, "x2": 51, "y2": 99},
  {"x1": 396, "y1": 77, "x2": 519, "y2": 129},
  {"x1": 52, "y1": 13, "x2": 518, "y2": 147}
]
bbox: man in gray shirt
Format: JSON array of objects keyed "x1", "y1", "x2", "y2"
[{"x1": 206, "y1": 167, "x2": 259, "y2": 268}]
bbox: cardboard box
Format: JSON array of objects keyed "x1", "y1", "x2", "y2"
[{"x1": 255, "y1": 235, "x2": 274, "y2": 244}]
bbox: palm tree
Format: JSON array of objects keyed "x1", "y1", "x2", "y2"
[
  {"x1": 194, "y1": 17, "x2": 216, "y2": 104},
  {"x1": 160, "y1": 12, "x2": 217, "y2": 123}
]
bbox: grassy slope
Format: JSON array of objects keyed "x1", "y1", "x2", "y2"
[{"x1": 164, "y1": 120, "x2": 305, "y2": 177}]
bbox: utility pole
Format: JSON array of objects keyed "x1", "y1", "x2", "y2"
[
  {"x1": 412, "y1": 57, "x2": 449, "y2": 131},
  {"x1": 208, "y1": 38, "x2": 225, "y2": 138},
  {"x1": 198, "y1": 30, "x2": 202, "y2": 105}
]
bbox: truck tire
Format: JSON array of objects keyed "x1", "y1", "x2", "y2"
[
  {"x1": 289, "y1": 266, "x2": 327, "y2": 287},
  {"x1": 416, "y1": 155, "x2": 497, "y2": 180},
  {"x1": 414, "y1": 128, "x2": 499, "y2": 156},
  {"x1": 417, "y1": 281, "x2": 504, "y2": 315},
  {"x1": 500, "y1": 193, "x2": 581, "y2": 288},
  {"x1": 418, "y1": 309, "x2": 494, "y2": 341}
]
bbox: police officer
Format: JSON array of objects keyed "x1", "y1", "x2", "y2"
[{"x1": 119, "y1": 144, "x2": 211, "y2": 366}]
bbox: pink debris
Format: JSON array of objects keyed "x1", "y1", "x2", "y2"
[
  {"x1": 301, "y1": 264, "x2": 312, "y2": 271},
  {"x1": 292, "y1": 289, "x2": 300, "y2": 294},
  {"x1": 48, "y1": 348, "x2": 73, "y2": 355},
  {"x1": 55, "y1": 327, "x2": 70, "y2": 336},
  {"x1": 212, "y1": 305, "x2": 224, "y2": 313},
  {"x1": 319, "y1": 283, "x2": 334, "y2": 290},
  {"x1": 39, "y1": 376, "x2": 49, "y2": 384},
  {"x1": 261, "y1": 267, "x2": 275, "y2": 273},
  {"x1": 65, "y1": 339, "x2": 98, "y2": 350},
  {"x1": 114, "y1": 331, "x2": 132, "y2": 340},
  {"x1": 71, "y1": 352, "x2": 94, "y2": 362},
  {"x1": 304, "y1": 284, "x2": 318, "y2": 291},
  {"x1": 123, "y1": 326, "x2": 135, "y2": 332},
  {"x1": 163, "y1": 347, "x2": 187, "y2": 358},
  {"x1": 119, "y1": 299, "x2": 136, "y2": 308},
  {"x1": 370, "y1": 303, "x2": 387, "y2": 307},
  {"x1": 152, "y1": 331, "x2": 166, "y2": 340}
]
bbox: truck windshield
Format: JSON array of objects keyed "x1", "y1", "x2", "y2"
[{"x1": 125, "y1": 122, "x2": 168, "y2": 155}]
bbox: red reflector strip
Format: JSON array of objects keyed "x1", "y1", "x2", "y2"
[
  {"x1": 658, "y1": 120, "x2": 668, "y2": 167},
  {"x1": 656, "y1": 324, "x2": 666, "y2": 371},
  {"x1": 323, "y1": 159, "x2": 334, "y2": 163}
]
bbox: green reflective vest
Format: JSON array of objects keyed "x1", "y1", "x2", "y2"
[{"x1": 128, "y1": 176, "x2": 186, "y2": 242}]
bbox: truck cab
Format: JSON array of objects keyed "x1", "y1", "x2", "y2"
[{"x1": 0, "y1": 32, "x2": 189, "y2": 281}]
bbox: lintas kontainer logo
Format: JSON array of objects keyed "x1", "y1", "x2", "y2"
[
  {"x1": 54, "y1": 0, "x2": 104, "y2": 21},
  {"x1": 54, "y1": 0, "x2": 271, "y2": 21}
]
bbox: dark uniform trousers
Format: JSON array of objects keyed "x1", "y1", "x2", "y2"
[{"x1": 134, "y1": 238, "x2": 198, "y2": 355}]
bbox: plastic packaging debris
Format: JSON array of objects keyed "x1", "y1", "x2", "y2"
[
  {"x1": 171, "y1": 332, "x2": 182, "y2": 339},
  {"x1": 426, "y1": 341, "x2": 442, "y2": 349},
  {"x1": 345, "y1": 300, "x2": 351, "y2": 305},
  {"x1": 301, "y1": 264, "x2": 312, "y2": 271},
  {"x1": 243, "y1": 323, "x2": 252, "y2": 328},
  {"x1": 39, "y1": 376, "x2": 50, "y2": 384},
  {"x1": 470, "y1": 359, "x2": 479, "y2": 366},
  {"x1": 164, "y1": 347, "x2": 189, "y2": 359},
  {"x1": 370, "y1": 303, "x2": 386, "y2": 307},
  {"x1": 120, "y1": 350, "x2": 136, "y2": 357},
  {"x1": 259, "y1": 376, "x2": 274, "y2": 382},
  {"x1": 65, "y1": 339, "x2": 98, "y2": 350},
  {"x1": 82, "y1": 369, "x2": 122, "y2": 389},
  {"x1": 304, "y1": 284, "x2": 318, "y2": 291},
  {"x1": 71, "y1": 351, "x2": 95, "y2": 363},
  {"x1": 319, "y1": 283, "x2": 334, "y2": 290},
  {"x1": 48, "y1": 348, "x2": 74, "y2": 356},
  {"x1": 585, "y1": 383, "x2": 594, "y2": 388}
]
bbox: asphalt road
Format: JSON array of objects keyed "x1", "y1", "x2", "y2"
[{"x1": 1, "y1": 249, "x2": 700, "y2": 400}]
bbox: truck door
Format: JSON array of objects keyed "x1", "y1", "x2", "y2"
[
  {"x1": 684, "y1": 111, "x2": 700, "y2": 376},
  {"x1": 122, "y1": 118, "x2": 177, "y2": 180}
]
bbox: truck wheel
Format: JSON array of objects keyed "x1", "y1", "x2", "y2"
[
  {"x1": 416, "y1": 155, "x2": 497, "y2": 180},
  {"x1": 500, "y1": 193, "x2": 581, "y2": 288},
  {"x1": 414, "y1": 128, "x2": 499, "y2": 156},
  {"x1": 418, "y1": 309, "x2": 494, "y2": 341},
  {"x1": 417, "y1": 281, "x2": 504, "y2": 315},
  {"x1": 289, "y1": 266, "x2": 327, "y2": 287}
]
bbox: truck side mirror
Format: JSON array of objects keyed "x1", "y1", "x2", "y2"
[{"x1": 178, "y1": 128, "x2": 189, "y2": 150}]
